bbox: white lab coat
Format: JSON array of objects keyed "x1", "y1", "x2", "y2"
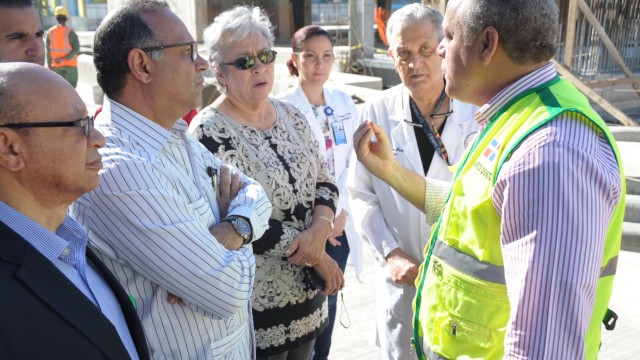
[
  {"x1": 347, "y1": 84, "x2": 479, "y2": 359},
  {"x1": 277, "y1": 82, "x2": 364, "y2": 281}
]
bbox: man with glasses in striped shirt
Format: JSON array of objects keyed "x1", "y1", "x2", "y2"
[{"x1": 70, "y1": 1, "x2": 272, "y2": 359}]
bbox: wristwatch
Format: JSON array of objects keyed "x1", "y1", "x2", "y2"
[{"x1": 222, "y1": 217, "x2": 252, "y2": 245}]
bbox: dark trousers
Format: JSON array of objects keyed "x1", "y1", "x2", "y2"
[{"x1": 312, "y1": 234, "x2": 350, "y2": 360}]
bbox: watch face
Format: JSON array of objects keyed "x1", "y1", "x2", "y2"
[{"x1": 233, "y1": 218, "x2": 251, "y2": 239}]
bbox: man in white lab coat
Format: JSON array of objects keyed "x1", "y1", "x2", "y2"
[{"x1": 346, "y1": 4, "x2": 478, "y2": 359}]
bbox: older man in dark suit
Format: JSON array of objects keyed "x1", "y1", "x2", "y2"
[{"x1": 0, "y1": 62, "x2": 149, "y2": 359}]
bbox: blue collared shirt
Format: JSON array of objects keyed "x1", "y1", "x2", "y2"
[{"x1": 0, "y1": 201, "x2": 139, "y2": 360}]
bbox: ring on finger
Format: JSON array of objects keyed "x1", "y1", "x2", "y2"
[{"x1": 304, "y1": 262, "x2": 313, "y2": 267}]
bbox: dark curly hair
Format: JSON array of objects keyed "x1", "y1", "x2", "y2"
[{"x1": 93, "y1": 0, "x2": 168, "y2": 100}]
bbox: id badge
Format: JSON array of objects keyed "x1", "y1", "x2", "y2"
[{"x1": 331, "y1": 122, "x2": 348, "y2": 145}]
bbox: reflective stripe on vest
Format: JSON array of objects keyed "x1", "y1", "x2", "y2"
[
  {"x1": 413, "y1": 77, "x2": 625, "y2": 360},
  {"x1": 433, "y1": 239, "x2": 616, "y2": 285},
  {"x1": 48, "y1": 26, "x2": 77, "y2": 67},
  {"x1": 423, "y1": 345, "x2": 448, "y2": 360},
  {"x1": 600, "y1": 256, "x2": 618, "y2": 278},
  {"x1": 432, "y1": 239, "x2": 505, "y2": 284}
]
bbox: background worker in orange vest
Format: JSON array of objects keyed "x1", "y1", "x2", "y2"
[{"x1": 46, "y1": 6, "x2": 79, "y2": 87}]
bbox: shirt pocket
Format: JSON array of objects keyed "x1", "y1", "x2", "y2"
[{"x1": 187, "y1": 195, "x2": 214, "y2": 224}]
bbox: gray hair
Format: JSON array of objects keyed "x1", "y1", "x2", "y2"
[
  {"x1": 386, "y1": 3, "x2": 443, "y2": 48},
  {"x1": 203, "y1": 5, "x2": 275, "y2": 93},
  {"x1": 462, "y1": 0, "x2": 558, "y2": 64},
  {"x1": 93, "y1": 0, "x2": 169, "y2": 100}
]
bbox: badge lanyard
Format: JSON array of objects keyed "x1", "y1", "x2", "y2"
[{"x1": 408, "y1": 88, "x2": 451, "y2": 165}]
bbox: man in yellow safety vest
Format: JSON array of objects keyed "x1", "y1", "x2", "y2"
[
  {"x1": 353, "y1": 0, "x2": 626, "y2": 358},
  {"x1": 46, "y1": 6, "x2": 79, "y2": 87}
]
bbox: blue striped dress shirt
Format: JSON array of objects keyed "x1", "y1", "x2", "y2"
[
  {"x1": 70, "y1": 98, "x2": 272, "y2": 359},
  {"x1": 0, "y1": 201, "x2": 139, "y2": 359}
]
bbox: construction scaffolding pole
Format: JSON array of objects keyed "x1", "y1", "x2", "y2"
[
  {"x1": 564, "y1": 0, "x2": 578, "y2": 69},
  {"x1": 554, "y1": 60, "x2": 639, "y2": 127},
  {"x1": 576, "y1": 0, "x2": 640, "y2": 99}
]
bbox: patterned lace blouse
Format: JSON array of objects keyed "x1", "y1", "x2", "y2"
[{"x1": 190, "y1": 98, "x2": 338, "y2": 356}]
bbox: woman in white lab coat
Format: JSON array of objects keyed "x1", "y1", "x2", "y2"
[{"x1": 276, "y1": 25, "x2": 362, "y2": 360}]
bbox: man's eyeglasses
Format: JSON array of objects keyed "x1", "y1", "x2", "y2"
[
  {"x1": 223, "y1": 50, "x2": 277, "y2": 70},
  {"x1": 403, "y1": 110, "x2": 454, "y2": 128},
  {"x1": 1, "y1": 115, "x2": 94, "y2": 137},
  {"x1": 141, "y1": 41, "x2": 198, "y2": 62}
]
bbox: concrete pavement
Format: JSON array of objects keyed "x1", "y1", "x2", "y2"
[
  {"x1": 329, "y1": 249, "x2": 381, "y2": 360},
  {"x1": 600, "y1": 250, "x2": 640, "y2": 359}
]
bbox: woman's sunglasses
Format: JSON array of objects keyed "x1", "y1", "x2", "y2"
[{"x1": 223, "y1": 50, "x2": 277, "y2": 70}]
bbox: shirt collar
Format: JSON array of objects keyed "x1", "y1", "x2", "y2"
[
  {"x1": 474, "y1": 62, "x2": 557, "y2": 128},
  {"x1": 99, "y1": 98, "x2": 186, "y2": 157},
  {"x1": 0, "y1": 201, "x2": 87, "y2": 262}
]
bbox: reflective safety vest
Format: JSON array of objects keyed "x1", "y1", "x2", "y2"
[
  {"x1": 412, "y1": 76, "x2": 626, "y2": 359},
  {"x1": 48, "y1": 26, "x2": 77, "y2": 67}
]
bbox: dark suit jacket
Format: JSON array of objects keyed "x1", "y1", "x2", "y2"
[{"x1": 0, "y1": 221, "x2": 150, "y2": 360}]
